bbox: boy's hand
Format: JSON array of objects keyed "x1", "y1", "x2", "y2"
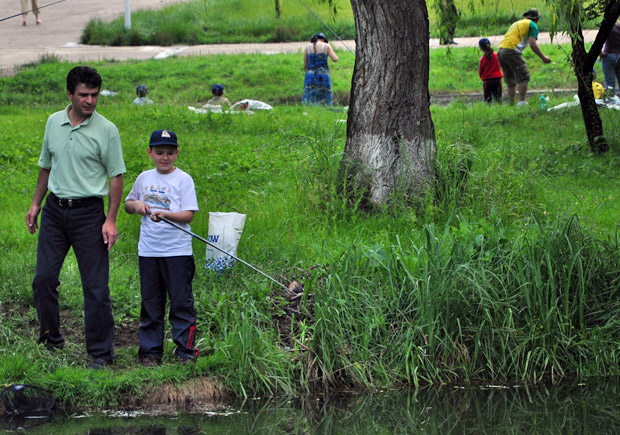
[
  {"x1": 150, "y1": 211, "x2": 166, "y2": 222},
  {"x1": 134, "y1": 201, "x2": 150, "y2": 216}
]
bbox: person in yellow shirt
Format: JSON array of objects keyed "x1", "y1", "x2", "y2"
[{"x1": 497, "y1": 8, "x2": 551, "y2": 106}]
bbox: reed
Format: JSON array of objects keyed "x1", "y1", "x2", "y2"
[{"x1": 303, "y1": 214, "x2": 620, "y2": 389}]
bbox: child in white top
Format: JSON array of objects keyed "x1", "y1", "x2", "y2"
[
  {"x1": 125, "y1": 129, "x2": 199, "y2": 366},
  {"x1": 133, "y1": 84, "x2": 153, "y2": 105}
]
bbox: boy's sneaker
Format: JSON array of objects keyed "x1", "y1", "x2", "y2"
[
  {"x1": 177, "y1": 357, "x2": 194, "y2": 365},
  {"x1": 138, "y1": 355, "x2": 161, "y2": 367},
  {"x1": 139, "y1": 356, "x2": 162, "y2": 367}
]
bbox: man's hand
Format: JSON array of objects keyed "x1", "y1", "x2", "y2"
[
  {"x1": 26, "y1": 168, "x2": 50, "y2": 235},
  {"x1": 102, "y1": 221, "x2": 118, "y2": 251},
  {"x1": 542, "y1": 56, "x2": 551, "y2": 64},
  {"x1": 25, "y1": 205, "x2": 41, "y2": 234}
]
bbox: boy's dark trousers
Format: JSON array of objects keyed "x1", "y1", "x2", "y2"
[
  {"x1": 138, "y1": 256, "x2": 198, "y2": 360},
  {"x1": 32, "y1": 195, "x2": 115, "y2": 360}
]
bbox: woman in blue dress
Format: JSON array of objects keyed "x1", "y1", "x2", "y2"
[{"x1": 303, "y1": 32, "x2": 339, "y2": 105}]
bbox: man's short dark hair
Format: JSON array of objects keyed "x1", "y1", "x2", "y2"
[
  {"x1": 522, "y1": 8, "x2": 541, "y2": 21},
  {"x1": 66, "y1": 66, "x2": 102, "y2": 94}
]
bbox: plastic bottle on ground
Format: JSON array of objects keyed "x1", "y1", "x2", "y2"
[{"x1": 539, "y1": 94, "x2": 547, "y2": 111}]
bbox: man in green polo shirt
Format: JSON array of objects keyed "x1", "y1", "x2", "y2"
[
  {"x1": 25, "y1": 66, "x2": 126, "y2": 370},
  {"x1": 498, "y1": 8, "x2": 551, "y2": 105}
]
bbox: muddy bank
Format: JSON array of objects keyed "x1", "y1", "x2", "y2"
[
  {"x1": 430, "y1": 89, "x2": 577, "y2": 106},
  {"x1": 0, "y1": 281, "x2": 310, "y2": 415}
]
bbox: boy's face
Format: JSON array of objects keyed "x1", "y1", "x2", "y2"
[{"x1": 148, "y1": 145, "x2": 179, "y2": 174}]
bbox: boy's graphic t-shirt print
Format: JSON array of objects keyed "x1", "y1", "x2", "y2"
[{"x1": 144, "y1": 184, "x2": 172, "y2": 211}]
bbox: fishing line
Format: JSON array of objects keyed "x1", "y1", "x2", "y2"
[
  {"x1": 296, "y1": 0, "x2": 355, "y2": 55},
  {"x1": 0, "y1": 0, "x2": 67, "y2": 23}
]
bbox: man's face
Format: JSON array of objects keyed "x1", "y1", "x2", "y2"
[{"x1": 67, "y1": 83, "x2": 99, "y2": 118}]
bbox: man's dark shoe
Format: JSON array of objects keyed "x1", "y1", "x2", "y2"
[
  {"x1": 90, "y1": 358, "x2": 112, "y2": 370},
  {"x1": 39, "y1": 338, "x2": 65, "y2": 351},
  {"x1": 43, "y1": 342, "x2": 65, "y2": 351},
  {"x1": 139, "y1": 356, "x2": 162, "y2": 367}
]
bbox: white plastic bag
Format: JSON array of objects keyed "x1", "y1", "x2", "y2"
[
  {"x1": 230, "y1": 99, "x2": 274, "y2": 111},
  {"x1": 205, "y1": 212, "x2": 246, "y2": 272}
]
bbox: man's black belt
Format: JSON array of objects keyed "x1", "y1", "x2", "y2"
[{"x1": 48, "y1": 192, "x2": 102, "y2": 208}]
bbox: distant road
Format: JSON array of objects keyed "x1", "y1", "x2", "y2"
[{"x1": 0, "y1": 0, "x2": 598, "y2": 76}]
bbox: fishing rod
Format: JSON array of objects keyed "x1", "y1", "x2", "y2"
[
  {"x1": 296, "y1": 0, "x2": 355, "y2": 56},
  {"x1": 150, "y1": 213, "x2": 291, "y2": 292},
  {"x1": 0, "y1": 0, "x2": 67, "y2": 23}
]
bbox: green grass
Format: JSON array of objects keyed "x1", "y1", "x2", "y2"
[
  {"x1": 1, "y1": 46, "x2": 620, "y2": 410},
  {"x1": 81, "y1": 0, "x2": 355, "y2": 46},
  {"x1": 0, "y1": 42, "x2": 585, "y2": 108},
  {"x1": 79, "y1": 0, "x2": 591, "y2": 46}
]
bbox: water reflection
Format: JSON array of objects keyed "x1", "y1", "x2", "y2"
[{"x1": 8, "y1": 378, "x2": 620, "y2": 434}]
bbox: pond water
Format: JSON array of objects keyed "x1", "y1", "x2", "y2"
[{"x1": 5, "y1": 378, "x2": 620, "y2": 434}]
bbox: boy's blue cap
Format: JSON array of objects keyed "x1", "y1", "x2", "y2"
[
  {"x1": 212, "y1": 84, "x2": 224, "y2": 95},
  {"x1": 149, "y1": 129, "x2": 178, "y2": 147},
  {"x1": 478, "y1": 38, "x2": 491, "y2": 48}
]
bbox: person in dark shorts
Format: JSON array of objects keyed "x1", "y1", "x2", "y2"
[{"x1": 497, "y1": 8, "x2": 551, "y2": 105}]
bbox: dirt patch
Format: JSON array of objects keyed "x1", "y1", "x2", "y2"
[
  {"x1": 137, "y1": 378, "x2": 229, "y2": 410},
  {"x1": 0, "y1": 301, "x2": 139, "y2": 348},
  {"x1": 114, "y1": 317, "x2": 140, "y2": 348}
]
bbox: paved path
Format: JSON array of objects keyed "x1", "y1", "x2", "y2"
[{"x1": 0, "y1": 0, "x2": 598, "y2": 77}]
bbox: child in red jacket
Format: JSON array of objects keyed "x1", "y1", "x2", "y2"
[{"x1": 478, "y1": 38, "x2": 503, "y2": 103}]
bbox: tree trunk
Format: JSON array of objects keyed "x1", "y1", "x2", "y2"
[
  {"x1": 341, "y1": 0, "x2": 436, "y2": 208},
  {"x1": 275, "y1": 0, "x2": 280, "y2": 19},
  {"x1": 570, "y1": 19, "x2": 608, "y2": 152}
]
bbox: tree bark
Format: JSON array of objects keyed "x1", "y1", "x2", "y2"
[
  {"x1": 559, "y1": 0, "x2": 620, "y2": 154},
  {"x1": 341, "y1": 0, "x2": 436, "y2": 208},
  {"x1": 567, "y1": 4, "x2": 609, "y2": 153},
  {"x1": 572, "y1": 28, "x2": 608, "y2": 153}
]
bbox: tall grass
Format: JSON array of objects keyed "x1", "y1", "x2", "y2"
[
  {"x1": 81, "y1": 0, "x2": 355, "y2": 46},
  {"x1": 1, "y1": 44, "x2": 580, "y2": 107},
  {"x1": 306, "y1": 214, "x2": 620, "y2": 389}
]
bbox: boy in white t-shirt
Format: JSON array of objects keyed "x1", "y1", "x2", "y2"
[{"x1": 125, "y1": 129, "x2": 199, "y2": 367}]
